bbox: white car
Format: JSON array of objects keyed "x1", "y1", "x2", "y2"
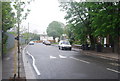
[
  {"x1": 29, "y1": 41, "x2": 34, "y2": 45},
  {"x1": 58, "y1": 40, "x2": 72, "y2": 50}
]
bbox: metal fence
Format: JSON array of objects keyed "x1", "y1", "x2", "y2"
[
  {"x1": 5, "y1": 33, "x2": 26, "y2": 50},
  {"x1": 5, "y1": 32, "x2": 15, "y2": 50}
]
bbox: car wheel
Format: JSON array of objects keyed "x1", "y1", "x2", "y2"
[
  {"x1": 61, "y1": 47, "x2": 64, "y2": 50},
  {"x1": 69, "y1": 47, "x2": 71, "y2": 50},
  {"x1": 59, "y1": 46, "x2": 60, "y2": 50}
]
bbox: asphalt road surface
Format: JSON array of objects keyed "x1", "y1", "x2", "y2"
[{"x1": 25, "y1": 43, "x2": 119, "y2": 79}]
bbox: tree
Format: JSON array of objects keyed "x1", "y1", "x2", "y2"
[
  {"x1": 2, "y1": 2, "x2": 16, "y2": 32},
  {"x1": 89, "y1": 2, "x2": 120, "y2": 53},
  {"x1": 47, "y1": 21, "x2": 64, "y2": 41},
  {"x1": 60, "y1": 2, "x2": 97, "y2": 49},
  {"x1": 2, "y1": 2, "x2": 16, "y2": 54},
  {"x1": 22, "y1": 32, "x2": 40, "y2": 41},
  {"x1": 60, "y1": 1, "x2": 120, "y2": 53}
]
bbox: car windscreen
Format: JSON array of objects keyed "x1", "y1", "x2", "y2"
[{"x1": 62, "y1": 41, "x2": 70, "y2": 45}]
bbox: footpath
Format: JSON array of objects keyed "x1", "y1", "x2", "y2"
[
  {"x1": 72, "y1": 47, "x2": 119, "y2": 62},
  {"x1": 52, "y1": 44, "x2": 119, "y2": 62},
  {"x1": 2, "y1": 41, "x2": 26, "y2": 80}
]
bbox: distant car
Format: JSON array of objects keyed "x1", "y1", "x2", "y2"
[
  {"x1": 44, "y1": 40, "x2": 51, "y2": 45},
  {"x1": 42, "y1": 41, "x2": 45, "y2": 44},
  {"x1": 29, "y1": 41, "x2": 34, "y2": 45},
  {"x1": 58, "y1": 40, "x2": 72, "y2": 50},
  {"x1": 42, "y1": 40, "x2": 46, "y2": 44}
]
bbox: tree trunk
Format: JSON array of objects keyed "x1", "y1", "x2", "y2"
[
  {"x1": 89, "y1": 35, "x2": 96, "y2": 50},
  {"x1": 113, "y1": 36, "x2": 119, "y2": 54},
  {"x1": 53, "y1": 37, "x2": 55, "y2": 43}
]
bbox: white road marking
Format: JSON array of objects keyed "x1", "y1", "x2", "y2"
[
  {"x1": 59, "y1": 55, "x2": 67, "y2": 58},
  {"x1": 107, "y1": 68, "x2": 120, "y2": 73},
  {"x1": 70, "y1": 57, "x2": 90, "y2": 64},
  {"x1": 23, "y1": 45, "x2": 37, "y2": 79},
  {"x1": 50, "y1": 56, "x2": 57, "y2": 59},
  {"x1": 26, "y1": 51, "x2": 41, "y2": 76}
]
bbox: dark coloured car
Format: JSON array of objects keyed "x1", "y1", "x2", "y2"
[{"x1": 44, "y1": 40, "x2": 51, "y2": 45}]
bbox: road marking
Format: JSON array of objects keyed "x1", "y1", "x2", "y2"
[
  {"x1": 23, "y1": 45, "x2": 37, "y2": 79},
  {"x1": 59, "y1": 55, "x2": 67, "y2": 58},
  {"x1": 106, "y1": 68, "x2": 120, "y2": 73},
  {"x1": 50, "y1": 56, "x2": 57, "y2": 59},
  {"x1": 70, "y1": 57, "x2": 90, "y2": 64},
  {"x1": 26, "y1": 51, "x2": 41, "y2": 76}
]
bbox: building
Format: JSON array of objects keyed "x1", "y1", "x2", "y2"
[{"x1": 40, "y1": 34, "x2": 54, "y2": 42}]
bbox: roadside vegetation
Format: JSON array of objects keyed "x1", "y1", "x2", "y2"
[
  {"x1": 2, "y1": 2, "x2": 16, "y2": 54},
  {"x1": 47, "y1": 21, "x2": 64, "y2": 42},
  {"x1": 59, "y1": 1, "x2": 120, "y2": 53},
  {"x1": 2, "y1": 1, "x2": 31, "y2": 54}
]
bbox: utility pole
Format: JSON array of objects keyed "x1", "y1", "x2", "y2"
[{"x1": 28, "y1": 22, "x2": 29, "y2": 43}]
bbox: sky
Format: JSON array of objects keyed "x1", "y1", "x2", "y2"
[{"x1": 22, "y1": 0, "x2": 66, "y2": 34}]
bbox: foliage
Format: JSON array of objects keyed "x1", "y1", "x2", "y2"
[
  {"x1": 47, "y1": 21, "x2": 64, "y2": 40},
  {"x1": 89, "y1": 2, "x2": 120, "y2": 38},
  {"x1": 13, "y1": 1, "x2": 31, "y2": 23},
  {"x1": 2, "y1": 1, "x2": 32, "y2": 53},
  {"x1": 2, "y1": 2, "x2": 16, "y2": 32},
  {"x1": 60, "y1": 1, "x2": 120, "y2": 52},
  {"x1": 60, "y1": 2, "x2": 94, "y2": 45},
  {"x1": 8, "y1": 32, "x2": 17, "y2": 36},
  {"x1": 22, "y1": 32, "x2": 40, "y2": 41},
  {"x1": 2, "y1": 2, "x2": 16, "y2": 54}
]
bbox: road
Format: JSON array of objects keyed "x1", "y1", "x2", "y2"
[{"x1": 24, "y1": 43, "x2": 119, "y2": 79}]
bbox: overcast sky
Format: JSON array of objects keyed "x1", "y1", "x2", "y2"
[{"x1": 22, "y1": 0, "x2": 66, "y2": 34}]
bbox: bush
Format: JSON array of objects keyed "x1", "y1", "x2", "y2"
[
  {"x1": 73, "y1": 41, "x2": 81, "y2": 45},
  {"x1": 2, "y1": 34, "x2": 8, "y2": 54}
]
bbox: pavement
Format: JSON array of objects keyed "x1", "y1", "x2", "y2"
[
  {"x1": 72, "y1": 48, "x2": 119, "y2": 62},
  {"x1": 2, "y1": 41, "x2": 26, "y2": 80},
  {"x1": 22, "y1": 45, "x2": 36, "y2": 80}
]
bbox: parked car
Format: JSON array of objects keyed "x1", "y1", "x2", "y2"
[
  {"x1": 29, "y1": 41, "x2": 34, "y2": 45},
  {"x1": 58, "y1": 40, "x2": 72, "y2": 50},
  {"x1": 44, "y1": 40, "x2": 51, "y2": 45},
  {"x1": 42, "y1": 40, "x2": 45, "y2": 44}
]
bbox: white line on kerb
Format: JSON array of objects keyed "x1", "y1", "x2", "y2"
[
  {"x1": 26, "y1": 51, "x2": 41, "y2": 76},
  {"x1": 107, "y1": 68, "x2": 120, "y2": 73},
  {"x1": 23, "y1": 45, "x2": 37, "y2": 79},
  {"x1": 70, "y1": 57, "x2": 90, "y2": 64}
]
